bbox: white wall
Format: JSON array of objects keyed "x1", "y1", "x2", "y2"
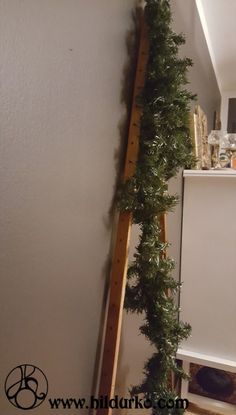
[
  {"x1": 0, "y1": 1, "x2": 136, "y2": 413},
  {"x1": 0, "y1": 1, "x2": 222, "y2": 413},
  {"x1": 196, "y1": 0, "x2": 236, "y2": 93},
  {"x1": 170, "y1": 0, "x2": 221, "y2": 130}
]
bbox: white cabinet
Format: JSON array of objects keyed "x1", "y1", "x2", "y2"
[{"x1": 177, "y1": 169, "x2": 236, "y2": 411}]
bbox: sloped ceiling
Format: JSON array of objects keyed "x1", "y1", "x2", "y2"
[{"x1": 196, "y1": 0, "x2": 236, "y2": 92}]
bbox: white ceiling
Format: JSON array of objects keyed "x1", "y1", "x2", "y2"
[{"x1": 196, "y1": 0, "x2": 236, "y2": 92}]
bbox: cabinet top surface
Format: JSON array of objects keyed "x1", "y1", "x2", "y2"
[{"x1": 183, "y1": 168, "x2": 236, "y2": 178}]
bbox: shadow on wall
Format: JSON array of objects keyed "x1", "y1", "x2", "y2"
[{"x1": 170, "y1": 0, "x2": 221, "y2": 130}]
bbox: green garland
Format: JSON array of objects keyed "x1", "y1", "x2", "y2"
[{"x1": 118, "y1": 1, "x2": 196, "y2": 413}]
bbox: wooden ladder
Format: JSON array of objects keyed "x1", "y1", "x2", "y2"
[{"x1": 96, "y1": 14, "x2": 149, "y2": 415}]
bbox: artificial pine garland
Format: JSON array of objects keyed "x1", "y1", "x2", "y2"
[{"x1": 118, "y1": 1, "x2": 196, "y2": 413}]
